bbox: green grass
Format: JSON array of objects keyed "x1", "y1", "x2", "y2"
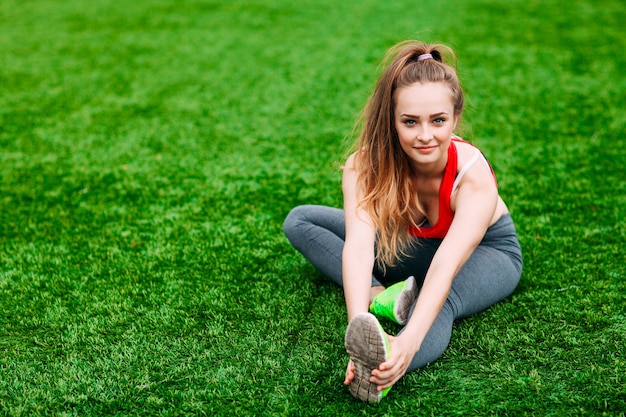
[{"x1": 1, "y1": 0, "x2": 624, "y2": 415}]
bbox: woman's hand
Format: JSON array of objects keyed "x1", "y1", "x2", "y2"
[
  {"x1": 370, "y1": 334, "x2": 418, "y2": 390},
  {"x1": 344, "y1": 359, "x2": 355, "y2": 385},
  {"x1": 344, "y1": 333, "x2": 418, "y2": 390}
]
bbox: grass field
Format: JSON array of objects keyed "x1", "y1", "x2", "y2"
[{"x1": 1, "y1": 0, "x2": 625, "y2": 415}]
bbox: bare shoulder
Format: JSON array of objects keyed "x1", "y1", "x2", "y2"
[
  {"x1": 452, "y1": 139, "x2": 509, "y2": 220},
  {"x1": 342, "y1": 152, "x2": 359, "y2": 193},
  {"x1": 343, "y1": 151, "x2": 358, "y2": 170},
  {"x1": 454, "y1": 140, "x2": 492, "y2": 178},
  {"x1": 455, "y1": 140, "x2": 481, "y2": 164},
  {"x1": 342, "y1": 152, "x2": 361, "y2": 185}
]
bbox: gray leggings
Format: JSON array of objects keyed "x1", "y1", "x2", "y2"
[{"x1": 283, "y1": 205, "x2": 522, "y2": 372}]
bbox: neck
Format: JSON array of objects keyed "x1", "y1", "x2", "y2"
[{"x1": 411, "y1": 154, "x2": 448, "y2": 179}]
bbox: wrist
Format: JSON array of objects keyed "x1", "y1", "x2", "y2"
[{"x1": 396, "y1": 328, "x2": 422, "y2": 355}]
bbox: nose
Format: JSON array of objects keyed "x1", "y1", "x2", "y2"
[{"x1": 417, "y1": 123, "x2": 433, "y2": 142}]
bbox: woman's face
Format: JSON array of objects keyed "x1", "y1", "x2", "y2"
[{"x1": 394, "y1": 82, "x2": 458, "y2": 171}]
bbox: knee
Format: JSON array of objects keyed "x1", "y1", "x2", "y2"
[{"x1": 283, "y1": 205, "x2": 309, "y2": 240}]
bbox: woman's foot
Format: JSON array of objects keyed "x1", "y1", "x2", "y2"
[
  {"x1": 369, "y1": 276, "x2": 419, "y2": 325},
  {"x1": 344, "y1": 312, "x2": 392, "y2": 402}
]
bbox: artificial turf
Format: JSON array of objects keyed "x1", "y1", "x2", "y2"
[{"x1": 0, "y1": 0, "x2": 624, "y2": 415}]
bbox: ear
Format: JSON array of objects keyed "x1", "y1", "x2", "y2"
[{"x1": 453, "y1": 115, "x2": 459, "y2": 130}]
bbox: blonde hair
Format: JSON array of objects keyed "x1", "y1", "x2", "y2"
[{"x1": 352, "y1": 40, "x2": 464, "y2": 268}]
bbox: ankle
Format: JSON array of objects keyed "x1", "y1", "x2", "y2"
[{"x1": 369, "y1": 285, "x2": 385, "y2": 304}]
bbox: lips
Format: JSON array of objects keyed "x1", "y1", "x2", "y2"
[{"x1": 415, "y1": 146, "x2": 437, "y2": 154}]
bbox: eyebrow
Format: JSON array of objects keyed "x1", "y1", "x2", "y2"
[{"x1": 399, "y1": 112, "x2": 449, "y2": 118}]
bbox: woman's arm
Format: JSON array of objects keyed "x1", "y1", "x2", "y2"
[
  {"x1": 341, "y1": 153, "x2": 377, "y2": 322},
  {"x1": 372, "y1": 151, "x2": 500, "y2": 389}
]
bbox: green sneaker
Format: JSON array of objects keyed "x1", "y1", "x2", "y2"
[
  {"x1": 369, "y1": 276, "x2": 418, "y2": 325},
  {"x1": 345, "y1": 312, "x2": 392, "y2": 403}
]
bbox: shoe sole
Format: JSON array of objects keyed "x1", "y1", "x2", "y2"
[
  {"x1": 394, "y1": 276, "x2": 419, "y2": 325},
  {"x1": 345, "y1": 313, "x2": 389, "y2": 402}
]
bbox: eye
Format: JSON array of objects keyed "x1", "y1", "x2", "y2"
[
  {"x1": 433, "y1": 117, "x2": 446, "y2": 125},
  {"x1": 404, "y1": 119, "x2": 416, "y2": 126}
]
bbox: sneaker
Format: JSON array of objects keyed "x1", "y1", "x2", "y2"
[
  {"x1": 369, "y1": 276, "x2": 418, "y2": 325},
  {"x1": 344, "y1": 312, "x2": 392, "y2": 402}
]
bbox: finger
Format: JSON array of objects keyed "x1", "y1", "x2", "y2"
[
  {"x1": 344, "y1": 370, "x2": 354, "y2": 385},
  {"x1": 370, "y1": 359, "x2": 405, "y2": 385},
  {"x1": 371, "y1": 355, "x2": 400, "y2": 378},
  {"x1": 377, "y1": 354, "x2": 399, "y2": 371},
  {"x1": 377, "y1": 372, "x2": 404, "y2": 390},
  {"x1": 371, "y1": 366, "x2": 403, "y2": 389},
  {"x1": 344, "y1": 361, "x2": 355, "y2": 385},
  {"x1": 370, "y1": 368, "x2": 397, "y2": 385}
]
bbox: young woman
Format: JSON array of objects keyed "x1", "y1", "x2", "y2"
[{"x1": 283, "y1": 40, "x2": 522, "y2": 402}]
